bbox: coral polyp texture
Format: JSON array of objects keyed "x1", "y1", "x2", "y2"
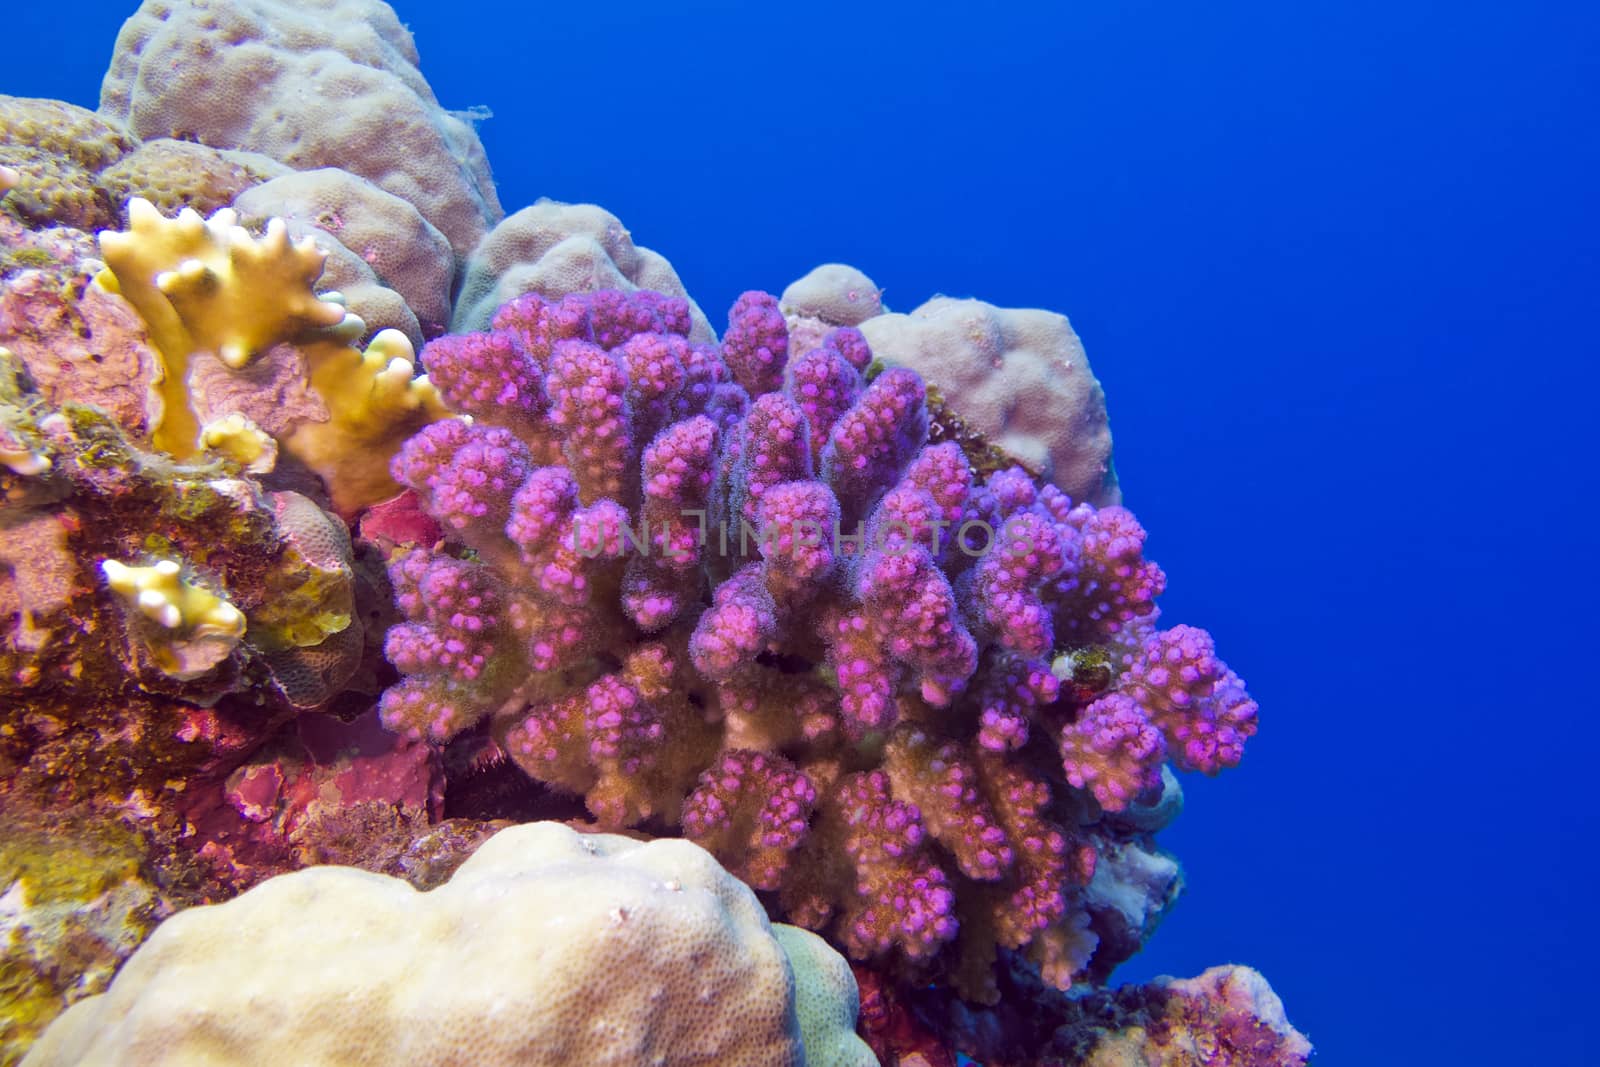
[
  {"x1": 858, "y1": 289, "x2": 1121, "y2": 507},
  {"x1": 99, "y1": 0, "x2": 502, "y2": 259},
  {"x1": 0, "y1": 96, "x2": 135, "y2": 231},
  {"x1": 0, "y1": 96, "x2": 281, "y2": 233},
  {"x1": 452, "y1": 198, "x2": 717, "y2": 339},
  {"x1": 379, "y1": 285, "x2": 1259, "y2": 1003},
  {"x1": 22, "y1": 822, "x2": 876, "y2": 1067}
]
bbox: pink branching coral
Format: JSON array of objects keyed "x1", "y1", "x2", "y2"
[{"x1": 376, "y1": 287, "x2": 1260, "y2": 1001}]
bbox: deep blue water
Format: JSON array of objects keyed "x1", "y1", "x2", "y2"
[{"x1": 7, "y1": 1, "x2": 1598, "y2": 1061}]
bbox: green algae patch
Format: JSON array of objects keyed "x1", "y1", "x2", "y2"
[{"x1": 0, "y1": 816, "x2": 171, "y2": 1065}]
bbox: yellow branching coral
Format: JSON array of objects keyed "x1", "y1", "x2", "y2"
[
  {"x1": 95, "y1": 198, "x2": 448, "y2": 512},
  {"x1": 100, "y1": 557, "x2": 246, "y2": 679},
  {"x1": 196, "y1": 412, "x2": 276, "y2": 473},
  {"x1": 284, "y1": 327, "x2": 448, "y2": 513},
  {"x1": 96, "y1": 198, "x2": 348, "y2": 456}
]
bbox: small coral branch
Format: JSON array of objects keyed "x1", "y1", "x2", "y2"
[{"x1": 100, "y1": 557, "x2": 246, "y2": 680}]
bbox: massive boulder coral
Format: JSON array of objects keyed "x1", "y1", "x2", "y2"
[
  {"x1": 452, "y1": 199, "x2": 716, "y2": 339},
  {"x1": 96, "y1": 139, "x2": 284, "y2": 222},
  {"x1": 861, "y1": 294, "x2": 1121, "y2": 507},
  {"x1": 22, "y1": 822, "x2": 876, "y2": 1067},
  {"x1": 781, "y1": 263, "x2": 886, "y2": 328},
  {"x1": 780, "y1": 262, "x2": 887, "y2": 358},
  {"x1": 99, "y1": 0, "x2": 502, "y2": 260},
  {"x1": 377, "y1": 287, "x2": 1258, "y2": 1003},
  {"x1": 234, "y1": 169, "x2": 456, "y2": 339},
  {"x1": 0, "y1": 98, "x2": 279, "y2": 232},
  {"x1": 0, "y1": 97, "x2": 134, "y2": 231}
]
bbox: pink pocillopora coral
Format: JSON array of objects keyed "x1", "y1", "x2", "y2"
[{"x1": 376, "y1": 287, "x2": 1259, "y2": 1000}]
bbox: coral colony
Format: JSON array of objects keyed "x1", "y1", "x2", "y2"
[{"x1": 0, "y1": 1, "x2": 1309, "y2": 1064}]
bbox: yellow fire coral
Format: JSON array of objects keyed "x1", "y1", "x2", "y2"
[
  {"x1": 95, "y1": 198, "x2": 448, "y2": 513},
  {"x1": 99, "y1": 557, "x2": 246, "y2": 679}
]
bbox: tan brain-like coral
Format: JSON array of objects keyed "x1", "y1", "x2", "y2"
[
  {"x1": 233, "y1": 168, "x2": 455, "y2": 337},
  {"x1": 781, "y1": 262, "x2": 888, "y2": 361},
  {"x1": 861, "y1": 293, "x2": 1121, "y2": 506},
  {"x1": 21, "y1": 822, "x2": 878, "y2": 1067},
  {"x1": 99, "y1": 0, "x2": 502, "y2": 259},
  {"x1": 773, "y1": 925, "x2": 880, "y2": 1067},
  {"x1": 0, "y1": 96, "x2": 135, "y2": 230},
  {"x1": 452, "y1": 198, "x2": 717, "y2": 339},
  {"x1": 781, "y1": 262, "x2": 886, "y2": 328},
  {"x1": 98, "y1": 139, "x2": 285, "y2": 221}
]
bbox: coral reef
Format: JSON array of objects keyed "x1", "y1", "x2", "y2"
[
  {"x1": 99, "y1": 0, "x2": 502, "y2": 259},
  {"x1": 0, "y1": 98, "x2": 281, "y2": 233},
  {"x1": 0, "y1": 814, "x2": 174, "y2": 1066},
  {"x1": 861, "y1": 294, "x2": 1120, "y2": 507},
  {"x1": 22, "y1": 823, "x2": 875, "y2": 1067},
  {"x1": 0, "y1": 2, "x2": 1306, "y2": 1060},
  {"x1": 378, "y1": 286, "x2": 1258, "y2": 1004},
  {"x1": 0, "y1": 347, "x2": 375, "y2": 817},
  {"x1": 234, "y1": 168, "x2": 455, "y2": 338},
  {"x1": 854, "y1": 957, "x2": 1311, "y2": 1066},
  {"x1": 183, "y1": 708, "x2": 445, "y2": 894},
  {"x1": 95, "y1": 198, "x2": 449, "y2": 512},
  {"x1": 0, "y1": 215, "x2": 162, "y2": 435},
  {"x1": 0, "y1": 96, "x2": 134, "y2": 231},
  {"x1": 1, "y1": 196, "x2": 446, "y2": 513},
  {"x1": 452, "y1": 199, "x2": 717, "y2": 339},
  {"x1": 1075, "y1": 966, "x2": 1313, "y2": 1067}
]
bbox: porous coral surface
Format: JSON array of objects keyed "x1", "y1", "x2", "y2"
[
  {"x1": 99, "y1": 0, "x2": 502, "y2": 258},
  {"x1": 862, "y1": 294, "x2": 1121, "y2": 507},
  {"x1": 453, "y1": 199, "x2": 717, "y2": 339},
  {"x1": 21, "y1": 823, "x2": 875, "y2": 1067}
]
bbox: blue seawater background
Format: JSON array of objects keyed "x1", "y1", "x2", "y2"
[{"x1": 6, "y1": 1, "x2": 1597, "y2": 1061}]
